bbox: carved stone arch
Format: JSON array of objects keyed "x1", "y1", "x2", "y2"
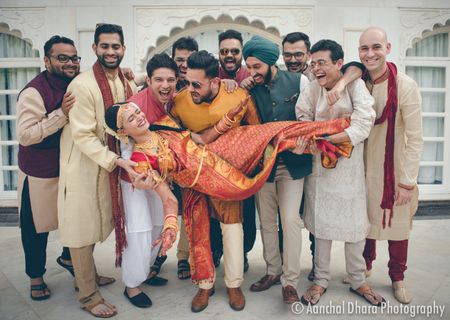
[
  {"x1": 399, "y1": 8, "x2": 450, "y2": 57},
  {"x1": 0, "y1": 8, "x2": 45, "y2": 57},
  {"x1": 134, "y1": 6, "x2": 313, "y2": 71}
]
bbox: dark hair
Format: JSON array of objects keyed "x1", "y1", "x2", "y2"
[
  {"x1": 310, "y1": 39, "x2": 344, "y2": 62},
  {"x1": 94, "y1": 23, "x2": 124, "y2": 45},
  {"x1": 44, "y1": 35, "x2": 75, "y2": 57},
  {"x1": 146, "y1": 53, "x2": 179, "y2": 78},
  {"x1": 187, "y1": 50, "x2": 219, "y2": 78},
  {"x1": 171, "y1": 37, "x2": 198, "y2": 58},
  {"x1": 218, "y1": 29, "x2": 243, "y2": 45},
  {"x1": 104, "y1": 104, "x2": 123, "y2": 132},
  {"x1": 282, "y1": 32, "x2": 311, "y2": 51}
]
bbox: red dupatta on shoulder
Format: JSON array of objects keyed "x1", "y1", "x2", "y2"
[
  {"x1": 363, "y1": 62, "x2": 398, "y2": 228},
  {"x1": 93, "y1": 61, "x2": 133, "y2": 266}
]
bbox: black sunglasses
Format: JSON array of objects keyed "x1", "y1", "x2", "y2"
[{"x1": 219, "y1": 48, "x2": 241, "y2": 56}]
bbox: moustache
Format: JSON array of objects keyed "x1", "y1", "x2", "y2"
[{"x1": 224, "y1": 58, "x2": 236, "y2": 63}]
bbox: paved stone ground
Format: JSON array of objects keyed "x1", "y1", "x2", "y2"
[{"x1": 1, "y1": 219, "x2": 449, "y2": 320}]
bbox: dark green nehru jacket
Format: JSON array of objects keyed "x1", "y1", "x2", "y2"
[{"x1": 250, "y1": 68, "x2": 312, "y2": 182}]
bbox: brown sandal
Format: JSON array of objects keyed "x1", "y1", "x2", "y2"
[
  {"x1": 82, "y1": 299, "x2": 117, "y2": 318},
  {"x1": 350, "y1": 284, "x2": 386, "y2": 307},
  {"x1": 301, "y1": 284, "x2": 327, "y2": 305}
]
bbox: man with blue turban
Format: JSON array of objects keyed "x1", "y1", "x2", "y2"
[{"x1": 243, "y1": 35, "x2": 311, "y2": 304}]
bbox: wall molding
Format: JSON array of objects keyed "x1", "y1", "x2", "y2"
[
  {"x1": 0, "y1": 8, "x2": 46, "y2": 57},
  {"x1": 399, "y1": 8, "x2": 450, "y2": 56}
]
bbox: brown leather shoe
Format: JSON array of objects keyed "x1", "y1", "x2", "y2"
[
  {"x1": 250, "y1": 274, "x2": 281, "y2": 292},
  {"x1": 191, "y1": 287, "x2": 215, "y2": 313},
  {"x1": 282, "y1": 285, "x2": 300, "y2": 304},
  {"x1": 227, "y1": 287, "x2": 245, "y2": 311}
]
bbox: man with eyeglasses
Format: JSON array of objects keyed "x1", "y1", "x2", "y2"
[
  {"x1": 58, "y1": 23, "x2": 138, "y2": 318},
  {"x1": 295, "y1": 39, "x2": 386, "y2": 307},
  {"x1": 282, "y1": 32, "x2": 314, "y2": 80},
  {"x1": 16, "y1": 35, "x2": 80, "y2": 302},
  {"x1": 170, "y1": 50, "x2": 260, "y2": 313}
]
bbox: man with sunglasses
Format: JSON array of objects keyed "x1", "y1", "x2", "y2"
[
  {"x1": 170, "y1": 50, "x2": 259, "y2": 313},
  {"x1": 210, "y1": 29, "x2": 255, "y2": 275},
  {"x1": 16, "y1": 35, "x2": 80, "y2": 302},
  {"x1": 58, "y1": 23, "x2": 138, "y2": 318},
  {"x1": 218, "y1": 30, "x2": 250, "y2": 85}
]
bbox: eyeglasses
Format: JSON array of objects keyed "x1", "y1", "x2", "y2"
[
  {"x1": 310, "y1": 59, "x2": 332, "y2": 69},
  {"x1": 219, "y1": 48, "x2": 241, "y2": 56},
  {"x1": 282, "y1": 51, "x2": 306, "y2": 59},
  {"x1": 95, "y1": 23, "x2": 123, "y2": 31},
  {"x1": 49, "y1": 54, "x2": 81, "y2": 63}
]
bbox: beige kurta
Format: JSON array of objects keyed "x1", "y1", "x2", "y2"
[
  {"x1": 16, "y1": 87, "x2": 68, "y2": 233},
  {"x1": 296, "y1": 79, "x2": 375, "y2": 242},
  {"x1": 365, "y1": 72, "x2": 423, "y2": 241},
  {"x1": 58, "y1": 68, "x2": 136, "y2": 248}
]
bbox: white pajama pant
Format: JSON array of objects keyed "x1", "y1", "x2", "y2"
[{"x1": 121, "y1": 229, "x2": 162, "y2": 288}]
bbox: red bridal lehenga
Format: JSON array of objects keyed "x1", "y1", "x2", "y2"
[{"x1": 128, "y1": 115, "x2": 353, "y2": 284}]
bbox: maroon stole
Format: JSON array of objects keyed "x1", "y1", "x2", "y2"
[
  {"x1": 92, "y1": 61, "x2": 133, "y2": 266},
  {"x1": 363, "y1": 62, "x2": 398, "y2": 228}
]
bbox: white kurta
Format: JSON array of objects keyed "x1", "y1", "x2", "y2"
[{"x1": 296, "y1": 78, "x2": 375, "y2": 242}]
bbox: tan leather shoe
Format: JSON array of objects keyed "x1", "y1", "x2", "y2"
[
  {"x1": 191, "y1": 287, "x2": 215, "y2": 313},
  {"x1": 250, "y1": 274, "x2": 281, "y2": 292},
  {"x1": 282, "y1": 285, "x2": 300, "y2": 304},
  {"x1": 227, "y1": 287, "x2": 245, "y2": 311},
  {"x1": 392, "y1": 281, "x2": 412, "y2": 304}
]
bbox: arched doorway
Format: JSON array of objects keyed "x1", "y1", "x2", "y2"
[{"x1": 139, "y1": 20, "x2": 282, "y2": 71}]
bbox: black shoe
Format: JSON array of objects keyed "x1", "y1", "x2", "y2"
[
  {"x1": 56, "y1": 256, "x2": 75, "y2": 277},
  {"x1": 243, "y1": 253, "x2": 249, "y2": 273},
  {"x1": 144, "y1": 276, "x2": 168, "y2": 286},
  {"x1": 124, "y1": 289, "x2": 152, "y2": 308},
  {"x1": 212, "y1": 251, "x2": 222, "y2": 268}
]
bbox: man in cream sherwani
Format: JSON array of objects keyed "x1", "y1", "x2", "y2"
[{"x1": 294, "y1": 39, "x2": 384, "y2": 307}]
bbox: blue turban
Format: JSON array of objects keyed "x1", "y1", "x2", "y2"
[{"x1": 243, "y1": 35, "x2": 280, "y2": 66}]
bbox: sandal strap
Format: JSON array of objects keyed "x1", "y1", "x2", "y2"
[
  {"x1": 83, "y1": 298, "x2": 105, "y2": 312},
  {"x1": 177, "y1": 260, "x2": 190, "y2": 269},
  {"x1": 30, "y1": 283, "x2": 48, "y2": 291},
  {"x1": 308, "y1": 285, "x2": 325, "y2": 295}
]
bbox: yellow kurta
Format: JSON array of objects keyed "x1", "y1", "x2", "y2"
[
  {"x1": 365, "y1": 71, "x2": 423, "y2": 240},
  {"x1": 58, "y1": 68, "x2": 136, "y2": 247},
  {"x1": 171, "y1": 84, "x2": 258, "y2": 132}
]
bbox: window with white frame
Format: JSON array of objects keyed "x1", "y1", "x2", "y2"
[
  {"x1": 405, "y1": 28, "x2": 450, "y2": 200},
  {"x1": 0, "y1": 32, "x2": 41, "y2": 203}
]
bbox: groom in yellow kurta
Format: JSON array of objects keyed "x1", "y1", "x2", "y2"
[
  {"x1": 359, "y1": 27, "x2": 423, "y2": 305},
  {"x1": 58, "y1": 24, "x2": 137, "y2": 318},
  {"x1": 170, "y1": 50, "x2": 259, "y2": 313}
]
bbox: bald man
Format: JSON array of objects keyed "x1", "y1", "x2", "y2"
[{"x1": 359, "y1": 27, "x2": 423, "y2": 304}]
